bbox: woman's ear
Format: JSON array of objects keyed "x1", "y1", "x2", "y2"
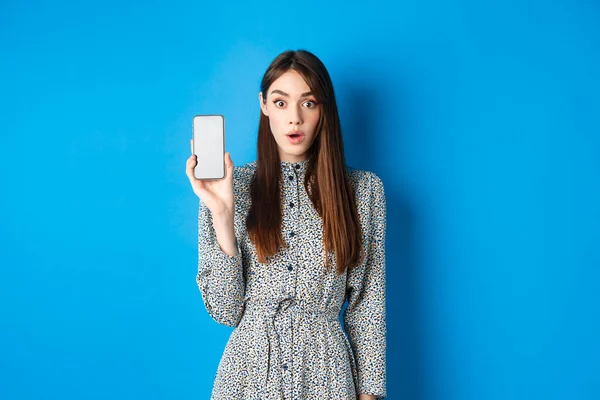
[{"x1": 258, "y1": 92, "x2": 269, "y2": 117}]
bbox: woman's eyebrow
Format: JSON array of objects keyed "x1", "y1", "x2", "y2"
[{"x1": 270, "y1": 89, "x2": 313, "y2": 98}]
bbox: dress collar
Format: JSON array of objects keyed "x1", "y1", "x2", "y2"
[{"x1": 280, "y1": 157, "x2": 310, "y2": 176}]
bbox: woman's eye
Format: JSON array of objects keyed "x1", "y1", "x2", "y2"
[{"x1": 273, "y1": 99, "x2": 317, "y2": 108}]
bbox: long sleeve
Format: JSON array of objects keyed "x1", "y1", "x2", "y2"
[
  {"x1": 196, "y1": 198, "x2": 246, "y2": 327},
  {"x1": 343, "y1": 172, "x2": 387, "y2": 399}
]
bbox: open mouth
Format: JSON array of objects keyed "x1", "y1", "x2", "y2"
[{"x1": 287, "y1": 132, "x2": 305, "y2": 144}]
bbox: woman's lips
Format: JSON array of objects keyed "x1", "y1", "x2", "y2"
[{"x1": 286, "y1": 132, "x2": 305, "y2": 144}]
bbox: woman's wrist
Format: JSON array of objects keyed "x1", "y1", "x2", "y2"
[{"x1": 212, "y1": 213, "x2": 238, "y2": 257}]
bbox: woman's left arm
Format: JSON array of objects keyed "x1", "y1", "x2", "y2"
[{"x1": 343, "y1": 172, "x2": 387, "y2": 399}]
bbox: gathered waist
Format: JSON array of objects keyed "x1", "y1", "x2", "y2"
[{"x1": 242, "y1": 296, "x2": 340, "y2": 322}]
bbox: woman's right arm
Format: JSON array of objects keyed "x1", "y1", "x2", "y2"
[
  {"x1": 195, "y1": 197, "x2": 246, "y2": 327},
  {"x1": 186, "y1": 146, "x2": 246, "y2": 327}
]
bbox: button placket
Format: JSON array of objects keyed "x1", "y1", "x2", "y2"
[
  {"x1": 279, "y1": 162, "x2": 309, "y2": 393},
  {"x1": 283, "y1": 164, "x2": 300, "y2": 391},
  {"x1": 289, "y1": 165, "x2": 303, "y2": 282},
  {"x1": 286, "y1": 165, "x2": 301, "y2": 244}
]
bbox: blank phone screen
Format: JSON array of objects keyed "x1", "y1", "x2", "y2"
[{"x1": 192, "y1": 115, "x2": 225, "y2": 180}]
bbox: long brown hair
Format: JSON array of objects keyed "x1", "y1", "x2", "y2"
[{"x1": 246, "y1": 49, "x2": 365, "y2": 276}]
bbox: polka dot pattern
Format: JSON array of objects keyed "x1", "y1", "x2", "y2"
[{"x1": 196, "y1": 158, "x2": 387, "y2": 399}]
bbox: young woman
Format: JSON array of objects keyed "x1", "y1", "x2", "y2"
[{"x1": 186, "y1": 49, "x2": 387, "y2": 400}]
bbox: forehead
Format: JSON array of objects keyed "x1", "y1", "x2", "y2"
[{"x1": 268, "y1": 70, "x2": 311, "y2": 96}]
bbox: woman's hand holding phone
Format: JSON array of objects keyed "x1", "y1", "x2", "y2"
[
  {"x1": 186, "y1": 139, "x2": 235, "y2": 218},
  {"x1": 186, "y1": 139, "x2": 239, "y2": 257}
]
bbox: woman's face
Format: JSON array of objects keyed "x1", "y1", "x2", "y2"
[{"x1": 259, "y1": 69, "x2": 321, "y2": 163}]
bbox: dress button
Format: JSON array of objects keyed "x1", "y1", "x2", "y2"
[
  {"x1": 288, "y1": 175, "x2": 294, "y2": 180},
  {"x1": 289, "y1": 202, "x2": 294, "y2": 208},
  {"x1": 287, "y1": 265, "x2": 293, "y2": 271},
  {"x1": 289, "y1": 231, "x2": 295, "y2": 237}
]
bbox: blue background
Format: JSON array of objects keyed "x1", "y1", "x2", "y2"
[{"x1": 1, "y1": 0, "x2": 599, "y2": 399}]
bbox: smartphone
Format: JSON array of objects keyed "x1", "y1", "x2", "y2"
[{"x1": 192, "y1": 114, "x2": 225, "y2": 180}]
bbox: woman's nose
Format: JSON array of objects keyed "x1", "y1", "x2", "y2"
[{"x1": 289, "y1": 106, "x2": 302, "y2": 125}]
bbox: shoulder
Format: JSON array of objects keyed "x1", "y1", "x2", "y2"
[
  {"x1": 346, "y1": 167, "x2": 386, "y2": 238},
  {"x1": 232, "y1": 160, "x2": 257, "y2": 182},
  {"x1": 231, "y1": 160, "x2": 257, "y2": 192},
  {"x1": 230, "y1": 161, "x2": 256, "y2": 211},
  {"x1": 346, "y1": 165, "x2": 385, "y2": 194}
]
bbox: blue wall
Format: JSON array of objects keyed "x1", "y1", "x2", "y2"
[{"x1": 1, "y1": 0, "x2": 598, "y2": 399}]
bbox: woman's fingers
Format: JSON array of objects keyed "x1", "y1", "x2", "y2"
[
  {"x1": 187, "y1": 139, "x2": 197, "y2": 183},
  {"x1": 186, "y1": 154, "x2": 198, "y2": 183}
]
